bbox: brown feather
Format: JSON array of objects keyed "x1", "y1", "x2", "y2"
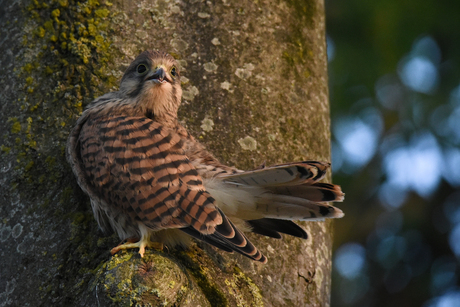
[{"x1": 79, "y1": 115, "x2": 222, "y2": 233}]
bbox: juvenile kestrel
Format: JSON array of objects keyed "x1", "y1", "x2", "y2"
[{"x1": 67, "y1": 51, "x2": 344, "y2": 263}]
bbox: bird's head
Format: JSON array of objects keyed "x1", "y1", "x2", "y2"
[{"x1": 120, "y1": 50, "x2": 182, "y2": 123}]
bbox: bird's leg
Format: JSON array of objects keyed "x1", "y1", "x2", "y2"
[
  {"x1": 111, "y1": 236, "x2": 164, "y2": 257},
  {"x1": 120, "y1": 237, "x2": 139, "y2": 245}
]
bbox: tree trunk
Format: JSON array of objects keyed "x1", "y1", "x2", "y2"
[{"x1": 0, "y1": 0, "x2": 333, "y2": 306}]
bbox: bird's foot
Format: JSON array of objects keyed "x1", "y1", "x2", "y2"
[{"x1": 111, "y1": 237, "x2": 164, "y2": 257}]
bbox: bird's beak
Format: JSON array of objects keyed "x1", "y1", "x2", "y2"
[{"x1": 146, "y1": 67, "x2": 168, "y2": 84}]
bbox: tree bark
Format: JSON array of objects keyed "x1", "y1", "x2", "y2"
[{"x1": 0, "y1": 0, "x2": 333, "y2": 306}]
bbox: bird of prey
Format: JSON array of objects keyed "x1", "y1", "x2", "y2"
[{"x1": 66, "y1": 50, "x2": 344, "y2": 263}]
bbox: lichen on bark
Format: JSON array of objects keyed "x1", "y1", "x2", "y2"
[{"x1": 1, "y1": 0, "x2": 122, "y2": 305}]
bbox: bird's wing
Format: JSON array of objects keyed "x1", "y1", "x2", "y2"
[
  {"x1": 180, "y1": 208, "x2": 267, "y2": 263},
  {"x1": 77, "y1": 115, "x2": 267, "y2": 262},
  {"x1": 78, "y1": 115, "x2": 221, "y2": 234}
]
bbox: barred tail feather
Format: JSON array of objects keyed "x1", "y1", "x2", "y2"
[
  {"x1": 219, "y1": 161, "x2": 331, "y2": 187},
  {"x1": 268, "y1": 182, "x2": 344, "y2": 202},
  {"x1": 254, "y1": 195, "x2": 344, "y2": 221}
]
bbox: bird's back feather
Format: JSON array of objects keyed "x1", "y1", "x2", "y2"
[{"x1": 78, "y1": 115, "x2": 222, "y2": 234}]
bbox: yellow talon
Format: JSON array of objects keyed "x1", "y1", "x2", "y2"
[{"x1": 111, "y1": 237, "x2": 164, "y2": 257}]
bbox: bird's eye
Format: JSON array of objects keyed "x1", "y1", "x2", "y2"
[
  {"x1": 170, "y1": 67, "x2": 177, "y2": 77},
  {"x1": 137, "y1": 64, "x2": 148, "y2": 74}
]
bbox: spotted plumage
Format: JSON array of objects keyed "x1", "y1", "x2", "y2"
[{"x1": 67, "y1": 50, "x2": 344, "y2": 263}]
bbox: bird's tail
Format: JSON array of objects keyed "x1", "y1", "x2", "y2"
[
  {"x1": 209, "y1": 161, "x2": 344, "y2": 226},
  {"x1": 199, "y1": 161, "x2": 344, "y2": 261}
]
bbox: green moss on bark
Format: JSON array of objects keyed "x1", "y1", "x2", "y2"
[{"x1": 4, "y1": 0, "x2": 117, "y2": 194}]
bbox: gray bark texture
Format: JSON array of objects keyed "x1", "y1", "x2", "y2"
[{"x1": 0, "y1": 0, "x2": 334, "y2": 306}]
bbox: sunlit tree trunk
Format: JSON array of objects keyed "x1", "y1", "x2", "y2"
[{"x1": 0, "y1": 0, "x2": 334, "y2": 305}]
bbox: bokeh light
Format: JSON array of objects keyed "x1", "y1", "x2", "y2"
[
  {"x1": 327, "y1": 1, "x2": 460, "y2": 305},
  {"x1": 398, "y1": 36, "x2": 441, "y2": 94},
  {"x1": 335, "y1": 243, "x2": 367, "y2": 279},
  {"x1": 382, "y1": 132, "x2": 443, "y2": 198},
  {"x1": 399, "y1": 56, "x2": 438, "y2": 94},
  {"x1": 424, "y1": 291, "x2": 460, "y2": 307},
  {"x1": 333, "y1": 107, "x2": 383, "y2": 173}
]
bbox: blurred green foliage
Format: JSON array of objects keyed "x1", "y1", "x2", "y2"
[{"x1": 327, "y1": 0, "x2": 460, "y2": 306}]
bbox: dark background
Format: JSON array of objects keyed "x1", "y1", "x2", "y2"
[{"x1": 326, "y1": 0, "x2": 460, "y2": 306}]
